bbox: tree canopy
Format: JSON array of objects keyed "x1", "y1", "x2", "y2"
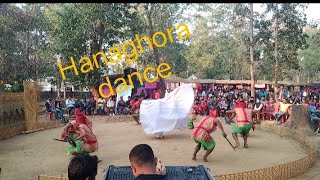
[{"x1": 0, "y1": 3, "x2": 318, "y2": 93}]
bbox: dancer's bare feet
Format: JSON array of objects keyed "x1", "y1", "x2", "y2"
[
  {"x1": 192, "y1": 155, "x2": 196, "y2": 161},
  {"x1": 244, "y1": 143, "x2": 248, "y2": 148},
  {"x1": 234, "y1": 143, "x2": 240, "y2": 148},
  {"x1": 203, "y1": 157, "x2": 208, "y2": 162}
]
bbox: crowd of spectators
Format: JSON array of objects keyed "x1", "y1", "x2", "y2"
[
  {"x1": 45, "y1": 89, "x2": 164, "y2": 118},
  {"x1": 192, "y1": 85, "x2": 320, "y2": 134}
]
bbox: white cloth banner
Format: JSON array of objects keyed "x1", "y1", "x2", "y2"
[{"x1": 140, "y1": 84, "x2": 194, "y2": 134}]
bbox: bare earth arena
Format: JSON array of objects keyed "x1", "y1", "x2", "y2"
[{"x1": 0, "y1": 115, "x2": 319, "y2": 180}]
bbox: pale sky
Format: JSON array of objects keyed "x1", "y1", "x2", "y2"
[
  {"x1": 253, "y1": 3, "x2": 320, "y2": 23},
  {"x1": 15, "y1": 3, "x2": 320, "y2": 23}
]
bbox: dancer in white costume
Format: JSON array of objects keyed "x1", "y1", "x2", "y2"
[{"x1": 139, "y1": 84, "x2": 195, "y2": 139}]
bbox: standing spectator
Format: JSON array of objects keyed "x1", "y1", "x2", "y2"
[{"x1": 96, "y1": 96, "x2": 105, "y2": 115}]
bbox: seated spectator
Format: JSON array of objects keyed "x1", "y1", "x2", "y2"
[
  {"x1": 260, "y1": 97, "x2": 266, "y2": 105},
  {"x1": 129, "y1": 144, "x2": 166, "y2": 180},
  {"x1": 117, "y1": 96, "x2": 126, "y2": 115},
  {"x1": 253, "y1": 98, "x2": 263, "y2": 122},
  {"x1": 123, "y1": 96, "x2": 132, "y2": 114},
  {"x1": 140, "y1": 90, "x2": 146, "y2": 99},
  {"x1": 96, "y1": 96, "x2": 105, "y2": 115},
  {"x1": 86, "y1": 96, "x2": 96, "y2": 115},
  {"x1": 68, "y1": 154, "x2": 99, "y2": 180},
  {"x1": 45, "y1": 98, "x2": 63, "y2": 120},
  {"x1": 126, "y1": 96, "x2": 132, "y2": 108},
  {"x1": 247, "y1": 97, "x2": 255, "y2": 109},
  {"x1": 54, "y1": 96, "x2": 63, "y2": 110},
  {"x1": 274, "y1": 98, "x2": 292, "y2": 124},
  {"x1": 66, "y1": 96, "x2": 75, "y2": 115},
  {"x1": 301, "y1": 97, "x2": 309, "y2": 106},
  {"x1": 130, "y1": 97, "x2": 137, "y2": 112},
  {"x1": 80, "y1": 96, "x2": 88, "y2": 112},
  {"x1": 254, "y1": 99, "x2": 263, "y2": 111},
  {"x1": 106, "y1": 97, "x2": 115, "y2": 116},
  {"x1": 310, "y1": 107, "x2": 320, "y2": 134}
]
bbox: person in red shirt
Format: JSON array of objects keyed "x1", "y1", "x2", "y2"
[
  {"x1": 200, "y1": 98, "x2": 208, "y2": 115},
  {"x1": 236, "y1": 96, "x2": 247, "y2": 108},
  {"x1": 153, "y1": 89, "x2": 161, "y2": 99}
]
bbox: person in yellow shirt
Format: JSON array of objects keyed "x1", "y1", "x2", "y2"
[{"x1": 275, "y1": 98, "x2": 292, "y2": 124}]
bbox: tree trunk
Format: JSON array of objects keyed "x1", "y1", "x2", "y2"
[
  {"x1": 283, "y1": 105, "x2": 314, "y2": 135},
  {"x1": 63, "y1": 81, "x2": 66, "y2": 100},
  {"x1": 145, "y1": 3, "x2": 166, "y2": 97},
  {"x1": 90, "y1": 86, "x2": 100, "y2": 101},
  {"x1": 249, "y1": 3, "x2": 255, "y2": 98},
  {"x1": 57, "y1": 79, "x2": 61, "y2": 98},
  {"x1": 274, "y1": 3, "x2": 279, "y2": 100}
]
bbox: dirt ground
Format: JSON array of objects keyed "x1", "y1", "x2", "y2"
[{"x1": 0, "y1": 116, "x2": 317, "y2": 180}]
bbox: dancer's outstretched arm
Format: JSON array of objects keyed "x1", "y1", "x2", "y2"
[
  {"x1": 61, "y1": 122, "x2": 73, "y2": 139},
  {"x1": 217, "y1": 120, "x2": 227, "y2": 138}
]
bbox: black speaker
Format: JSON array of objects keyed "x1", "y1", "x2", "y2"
[{"x1": 103, "y1": 165, "x2": 215, "y2": 180}]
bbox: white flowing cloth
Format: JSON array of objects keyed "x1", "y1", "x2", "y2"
[{"x1": 140, "y1": 84, "x2": 194, "y2": 134}]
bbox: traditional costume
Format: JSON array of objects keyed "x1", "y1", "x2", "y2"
[
  {"x1": 231, "y1": 107, "x2": 253, "y2": 135},
  {"x1": 139, "y1": 84, "x2": 194, "y2": 138},
  {"x1": 192, "y1": 111, "x2": 219, "y2": 151},
  {"x1": 63, "y1": 108, "x2": 97, "y2": 156},
  {"x1": 187, "y1": 112, "x2": 196, "y2": 129}
]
